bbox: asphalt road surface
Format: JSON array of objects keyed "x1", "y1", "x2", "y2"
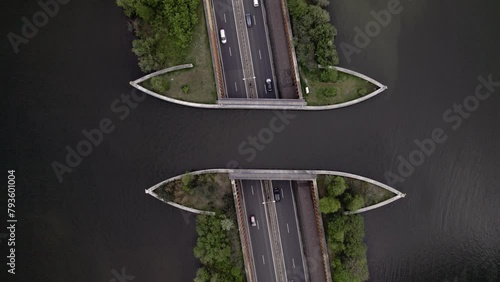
[
  {"x1": 240, "y1": 179, "x2": 277, "y2": 282},
  {"x1": 272, "y1": 180, "x2": 307, "y2": 282},
  {"x1": 242, "y1": 0, "x2": 277, "y2": 99},
  {"x1": 213, "y1": 0, "x2": 247, "y2": 98}
]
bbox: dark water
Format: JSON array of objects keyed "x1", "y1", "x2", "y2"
[{"x1": 1, "y1": 0, "x2": 499, "y2": 281}]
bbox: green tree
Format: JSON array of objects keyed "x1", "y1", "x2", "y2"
[
  {"x1": 319, "y1": 197, "x2": 341, "y2": 214},
  {"x1": 194, "y1": 267, "x2": 210, "y2": 282},
  {"x1": 220, "y1": 218, "x2": 234, "y2": 231},
  {"x1": 193, "y1": 215, "x2": 243, "y2": 282},
  {"x1": 326, "y1": 176, "x2": 348, "y2": 197},
  {"x1": 347, "y1": 195, "x2": 365, "y2": 211}
]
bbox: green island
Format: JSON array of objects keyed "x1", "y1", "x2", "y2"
[
  {"x1": 154, "y1": 173, "x2": 245, "y2": 281},
  {"x1": 288, "y1": 0, "x2": 378, "y2": 105},
  {"x1": 152, "y1": 172, "x2": 399, "y2": 282},
  {"x1": 317, "y1": 175, "x2": 395, "y2": 282},
  {"x1": 117, "y1": 0, "x2": 217, "y2": 104}
]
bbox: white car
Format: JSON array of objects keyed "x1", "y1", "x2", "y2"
[
  {"x1": 250, "y1": 215, "x2": 256, "y2": 226},
  {"x1": 220, "y1": 29, "x2": 227, "y2": 44}
]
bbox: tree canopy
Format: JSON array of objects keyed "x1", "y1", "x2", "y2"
[
  {"x1": 117, "y1": 0, "x2": 200, "y2": 72},
  {"x1": 193, "y1": 215, "x2": 244, "y2": 282},
  {"x1": 327, "y1": 214, "x2": 369, "y2": 282},
  {"x1": 288, "y1": 0, "x2": 339, "y2": 71}
]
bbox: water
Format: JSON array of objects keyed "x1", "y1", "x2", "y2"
[{"x1": 1, "y1": 0, "x2": 499, "y2": 281}]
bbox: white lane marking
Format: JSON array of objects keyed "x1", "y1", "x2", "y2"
[
  {"x1": 224, "y1": 13, "x2": 227, "y2": 23},
  {"x1": 234, "y1": 82, "x2": 238, "y2": 92},
  {"x1": 253, "y1": 15, "x2": 257, "y2": 25},
  {"x1": 251, "y1": 185, "x2": 254, "y2": 195},
  {"x1": 229, "y1": 47, "x2": 232, "y2": 56},
  {"x1": 281, "y1": 188, "x2": 284, "y2": 198},
  {"x1": 259, "y1": 50, "x2": 262, "y2": 60},
  {"x1": 287, "y1": 223, "x2": 290, "y2": 233},
  {"x1": 292, "y1": 258, "x2": 296, "y2": 268},
  {"x1": 257, "y1": 220, "x2": 260, "y2": 230},
  {"x1": 262, "y1": 255, "x2": 266, "y2": 265}
]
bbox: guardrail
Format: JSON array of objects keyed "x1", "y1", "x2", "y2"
[
  {"x1": 310, "y1": 180, "x2": 333, "y2": 282},
  {"x1": 279, "y1": 0, "x2": 302, "y2": 99},
  {"x1": 203, "y1": 0, "x2": 225, "y2": 98}
]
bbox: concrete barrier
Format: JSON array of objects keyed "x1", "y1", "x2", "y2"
[
  {"x1": 146, "y1": 169, "x2": 405, "y2": 215},
  {"x1": 130, "y1": 66, "x2": 387, "y2": 110}
]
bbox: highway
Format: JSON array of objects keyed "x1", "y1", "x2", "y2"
[
  {"x1": 213, "y1": 0, "x2": 276, "y2": 99},
  {"x1": 240, "y1": 179, "x2": 277, "y2": 282},
  {"x1": 272, "y1": 180, "x2": 307, "y2": 282},
  {"x1": 242, "y1": 0, "x2": 277, "y2": 99},
  {"x1": 213, "y1": 0, "x2": 247, "y2": 98}
]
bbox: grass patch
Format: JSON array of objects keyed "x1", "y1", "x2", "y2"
[
  {"x1": 303, "y1": 70, "x2": 378, "y2": 106},
  {"x1": 154, "y1": 173, "x2": 232, "y2": 211},
  {"x1": 141, "y1": 6, "x2": 217, "y2": 104},
  {"x1": 345, "y1": 177, "x2": 394, "y2": 207}
]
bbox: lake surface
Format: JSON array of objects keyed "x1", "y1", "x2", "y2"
[{"x1": 1, "y1": 0, "x2": 499, "y2": 281}]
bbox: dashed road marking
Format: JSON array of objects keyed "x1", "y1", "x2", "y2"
[
  {"x1": 229, "y1": 47, "x2": 232, "y2": 56},
  {"x1": 292, "y1": 258, "x2": 296, "y2": 268},
  {"x1": 234, "y1": 82, "x2": 238, "y2": 92},
  {"x1": 251, "y1": 185, "x2": 254, "y2": 195},
  {"x1": 262, "y1": 255, "x2": 266, "y2": 265},
  {"x1": 259, "y1": 50, "x2": 262, "y2": 60},
  {"x1": 287, "y1": 223, "x2": 290, "y2": 233},
  {"x1": 224, "y1": 13, "x2": 227, "y2": 23}
]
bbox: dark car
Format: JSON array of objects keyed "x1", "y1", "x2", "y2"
[
  {"x1": 273, "y1": 187, "x2": 281, "y2": 202},
  {"x1": 265, "y1": 78, "x2": 273, "y2": 92},
  {"x1": 246, "y1": 14, "x2": 253, "y2": 27}
]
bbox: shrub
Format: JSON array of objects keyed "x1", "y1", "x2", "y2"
[
  {"x1": 357, "y1": 87, "x2": 368, "y2": 97},
  {"x1": 347, "y1": 195, "x2": 365, "y2": 211},
  {"x1": 319, "y1": 68, "x2": 338, "y2": 82},
  {"x1": 181, "y1": 173, "x2": 194, "y2": 193},
  {"x1": 150, "y1": 76, "x2": 170, "y2": 93},
  {"x1": 182, "y1": 84, "x2": 190, "y2": 94},
  {"x1": 320, "y1": 87, "x2": 337, "y2": 98}
]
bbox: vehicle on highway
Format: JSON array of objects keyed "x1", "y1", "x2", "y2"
[
  {"x1": 220, "y1": 29, "x2": 227, "y2": 44},
  {"x1": 254, "y1": 0, "x2": 259, "y2": 7},
  {"x1": 246, "y1": 14, "x2": 253, "y2": 27},
  {"x1": 250, "y1": 215, "x2": 256, "y2": 226},
  {"x1": 265, "y1": 78, "x2": 273, "y2": 92},
  {"x1": 273, "y1": 187, "x2": 281, "y2": 202}
]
